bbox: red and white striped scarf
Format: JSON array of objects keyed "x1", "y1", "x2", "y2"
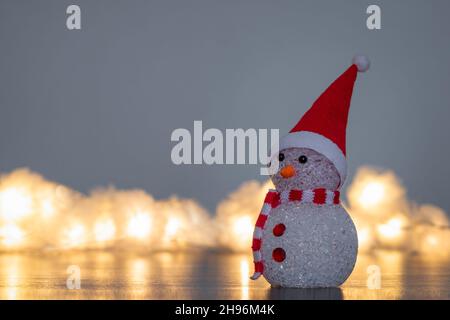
[{"x1": 250, "y1": 188, "x2": 341, "y2": 280}]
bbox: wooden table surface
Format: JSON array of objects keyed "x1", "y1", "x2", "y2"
[{"x1": 0, "y1": 251, "x2": 448, "y2": 300}]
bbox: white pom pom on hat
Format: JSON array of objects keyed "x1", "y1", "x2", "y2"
[{"x1": 352, "y1": 54, "x2": 370, "y2": 72}]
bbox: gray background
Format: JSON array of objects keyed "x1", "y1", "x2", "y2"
[{"x1": 1, "y1": 0, "x2": 449, "y2": 214}]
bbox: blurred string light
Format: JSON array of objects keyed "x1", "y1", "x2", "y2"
[
  {"x1": 94, "y1": 218, "x2": 116, "y2": 242},
  {"x1": 63, "y1": 223, "x2": 86, "y2": 248},
  {"x1": 127, "y1": 212, "x2": 152, "y2": 239},
  {"x1": 233, "y1": 217, "x2": 253, "y2": 241},
  {"x1": 165, "y1": 217, "x2": 181, "y2": 240},
  {"x1": 358, "y1": 182, "x2": 385, "y2": 209},
  {"x1": 215, "y1": 180, "x2": 272, "y2": 252},
  {"x1": 0, "y1": 167, "x2": 448, "y2": 260},
  {"x1": 0, "y1": 224, "x2": 24, "y2": 247},
  {"x1": 347, "y1": 168, "x2": 449, "y2": 256},
  {"x1": 41, "y1": 198, "x2": 55, "y2": 218},
  {"x1": 378, "y1": 217, "x2": 403, "y2": 238},
  {"x1": 0, "y1": 188, "x2": 32, "y2": 221}
]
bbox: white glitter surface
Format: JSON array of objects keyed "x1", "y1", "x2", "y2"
[{"x1": 261, "y1": 202, "x2": 358, "y2": 288}]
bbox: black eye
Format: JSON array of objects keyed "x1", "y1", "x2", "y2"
[
  {"x1": 298, "y1": 155, "x2": 307, "y2": 164},
  {"x1": 278, "y1": 153, "x2": 285, "y2": 161}
]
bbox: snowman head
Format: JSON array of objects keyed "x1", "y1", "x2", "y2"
[
  {"x1": 274, "y1": 56, "x2": 370, "y2": 192},
  {"x1": 270, "y1": 147, "x2": 341, "y2": 191}
]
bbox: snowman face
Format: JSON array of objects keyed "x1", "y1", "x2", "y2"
[{"x1": 270, "y1": 147, "x2": 341, "y2": 191}]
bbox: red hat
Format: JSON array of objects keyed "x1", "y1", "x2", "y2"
[{"x1": 279, "y1": 55, "x2": 370, "y2": 185}]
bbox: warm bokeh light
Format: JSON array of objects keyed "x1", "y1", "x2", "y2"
[
  {"x1": 127, "y1": 212, "x2": 152, "y2": 239},
  {"x1": 165, "y1": 217, "x2": 181, "y2": 239},
  {"x1": 358, "y1": 182, "x2": 384, "y2": 209},
  {"x1": 376, "y1": 215, "x2": 409, "y2": 248},
  {"x1": 40, "y1": 198, "x2": 55, "y2": 218},
  {"x1": 426, "y1": 235, "x2": 438, "y2": 247},
  {"x1": 215, "y1": 180, "x2": 271, "y2": 251},
  {"x1": 0, "y1": 167, "x2": 448, "y2": 258},
  {"x1": 355, "y1": 225, "x2": 373, "y2": 252},
  {"x1": 378, "y1": 217, "x2": 404, "y2": 238},
  {"x1": 0, "y1": 224, "x2": 24, "y2": 247},
  {"x1": 233, "y1": 216, "x2": 253, "y2": 239},
  {"x1": 413, "y1": 225, "x2": 450, "y2": 258},
  {"x1": 0, "y1": 188, "x2": 32, "y2": 221},
  {"x1": 63, "y1": 224, "x2": 85, "y2": 248},
  {"x1": 347, "y1": 167, "x2": 407, "y2": 215},
  {"x1": 94, "y1": 219, "x2": 116, "y2": 242}
]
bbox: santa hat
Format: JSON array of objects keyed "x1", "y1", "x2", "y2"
[{"x1": 279, "y1": 55, "x2": 370, "y2": 185}]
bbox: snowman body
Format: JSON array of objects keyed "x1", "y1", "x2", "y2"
[
  {"x1": 261, "y1": 201, "x2": 357, "y2": 288},
  {"x1": 251, "y1": 55, "x2": 370, "y2": 287}
]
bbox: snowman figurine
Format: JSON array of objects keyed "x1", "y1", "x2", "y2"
[{"x1": 251, "y1": 55, "x2": 370, "y2": 288}]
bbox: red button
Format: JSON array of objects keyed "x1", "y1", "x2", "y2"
[
  {"x1": 273, "y1": 223, "x2": 286, "y2": 237},
  {"x1": 272, "y1": 247, "x2": 286, "y2": 262}
]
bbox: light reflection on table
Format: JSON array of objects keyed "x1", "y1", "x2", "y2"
[{"x1": 0, "y1": 251, "x2": 448, "y2": 300}]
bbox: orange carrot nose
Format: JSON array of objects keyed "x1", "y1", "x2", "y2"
[{"x1": 280, "y1": 165, "x2": 295, "y2": 179}]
